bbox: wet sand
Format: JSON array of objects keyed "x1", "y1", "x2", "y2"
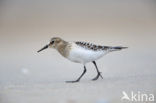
[{"x1": 0, "y1": 75, "x2": 155, "y2": 103}]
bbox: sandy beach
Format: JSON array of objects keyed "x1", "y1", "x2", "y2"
[
  {"x1": 0, "y1": 74, "x2": 155, "y2": 103},
  {"x1": 0, "y1": 0, "x2": 156, "y2": 103}
]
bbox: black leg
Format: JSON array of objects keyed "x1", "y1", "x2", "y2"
[
  {"x1": 92, "y1": 61, "x2": 103, "y2": 81},
  {"x1": 66, "y1": 66, "x2": 87, "y2": 83}
]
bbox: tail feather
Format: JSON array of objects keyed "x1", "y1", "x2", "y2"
[{"x1": 109, "y1": 46, "x2": 128, "y2": 51}]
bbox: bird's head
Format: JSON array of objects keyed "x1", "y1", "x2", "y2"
[{"x1": 37, "y1": 37, "x2": 63, "y2": 52}]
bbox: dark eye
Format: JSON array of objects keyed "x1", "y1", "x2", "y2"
[{"x1": 51, "y1": 41, "x2": 54, "y2": 44}]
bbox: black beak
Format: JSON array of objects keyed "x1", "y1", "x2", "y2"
[{"x1": 37, "y1": 44, "x2": 49, "y2": 53}]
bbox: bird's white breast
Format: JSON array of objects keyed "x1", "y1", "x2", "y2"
[{"x1": 67, "y1": 43, "x2": 107, "y2": 64}]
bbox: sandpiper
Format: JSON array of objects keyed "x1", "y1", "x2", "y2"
[{"x1": 38, "y1": 37, "x2": 127, "y2": 83}]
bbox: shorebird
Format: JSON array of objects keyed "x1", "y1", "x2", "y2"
[{"x1": 38, "y1": 37, "x2": 127, "y2": 83}]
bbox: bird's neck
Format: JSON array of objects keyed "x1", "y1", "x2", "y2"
[{"x1": 56, "y1": 41, "x2": 69, "y2": 58}]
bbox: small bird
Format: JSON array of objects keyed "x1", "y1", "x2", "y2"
[{"x1": 38, "y1": 37, "x2": 127, "y2": 83}]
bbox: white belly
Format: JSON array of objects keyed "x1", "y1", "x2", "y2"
[{"x1": 67, "y1": 44, "x2": 107, "y2": 64}]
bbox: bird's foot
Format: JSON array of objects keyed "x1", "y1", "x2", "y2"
[
  {"x1": 92, "y1": 72, "x2": 103, "y2": 81},
  {"x1": 66, "y1": 80, "x2": 79, "y2": 83}
]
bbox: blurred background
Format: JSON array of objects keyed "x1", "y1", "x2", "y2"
[
  {"x1": 0, "y1": 0, "x2": 156, "y2": 84},
  {"x1": 0, "y1": 0, "x2": 156, "y2": 103}
]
